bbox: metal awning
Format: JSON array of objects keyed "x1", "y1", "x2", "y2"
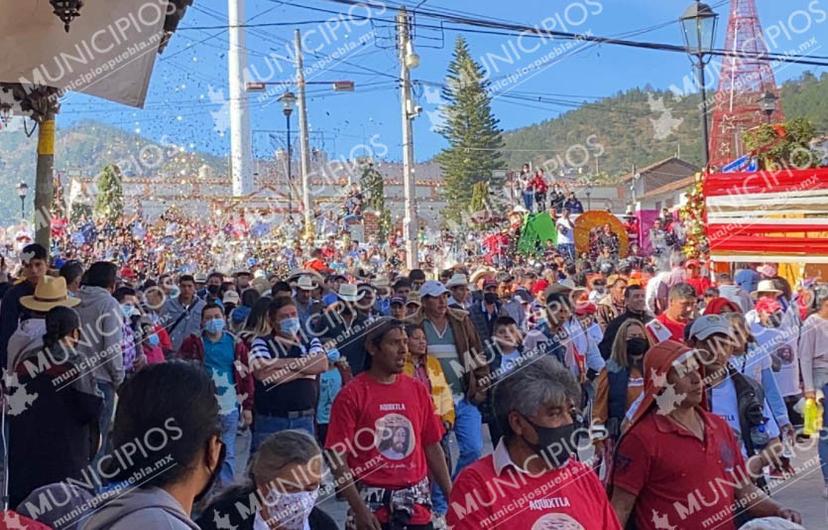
[{"x1": 0, "y1": 0, "x2": 192, "y2": 109}]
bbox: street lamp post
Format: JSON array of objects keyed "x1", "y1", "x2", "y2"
[
  {"x1": 680, "y1": 1, "x2": 719, "y2": 169},
  {"x1": 758, "y1": 91, "x2": 778, "y2": 124},
  {"x1": 585, "y1": 183, "x2": 592, "y2": 211},
  {"x1": 16, "y1": 182, "x2": 28, "y2": 218},
  {"x1": 279, "y1": 91, "x2": 296, "y2": 219}
]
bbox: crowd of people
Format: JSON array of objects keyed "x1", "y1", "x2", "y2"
[{"x1": 0, "y1": 223, "x2": 823, "y2": 529}]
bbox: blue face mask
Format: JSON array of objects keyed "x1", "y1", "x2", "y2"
[
  {"x1": 280, "y1": 317, "x2": 301, "y2": 336},
  {"x1": 204, "y1": 318, "x2": 225, "y2": 335},
  {"x1": 147, "y1": 333, "x2": 160, "y2": 347},
  {"x1": 327, "y1": 347, "x2": 341, "y2": 363},
  {"x1": 121, "y1": 304, "x2": 135, "y2": 318}
]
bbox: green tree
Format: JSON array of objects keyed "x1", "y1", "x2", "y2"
[
  {"x1": 70, "y1": 203, "x2": 93, "y2": 223},
  {"x1": 469, "y1": 181, "x2": 488, "y2": 214},
  {"x1": 436, "y1": 36, "x2": 505, "y2": 222},
  {"x1": 743, "y1": 117, "x2": 819, "y2": 170},
  {"x1": 94, "y1": 164, "x2": 124, "y2": 223},
  {"x1": 359, "y1": 161, "x2": 391, "y2": 240}
]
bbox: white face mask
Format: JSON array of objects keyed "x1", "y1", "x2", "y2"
[{"x1": 257, "y1": 487, "x2": 319, "y2": 530}]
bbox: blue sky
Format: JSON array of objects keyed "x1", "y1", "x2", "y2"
[{"x1": 57, "y1": 0, "x2": 827, "y2": 163}]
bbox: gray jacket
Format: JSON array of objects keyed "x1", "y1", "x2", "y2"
[
  {"x1": 719, "y1": 284, "x2": 754, "y2": 313},
  {"x1": 80, "y1": 486, "x2": 199, "y2": 530},
  {"x1": 163, "y1": 296, "x2": 206, "y2": 353},
  {"x1": 75, "y1": 286, "x2": 124, "y2": 386}
]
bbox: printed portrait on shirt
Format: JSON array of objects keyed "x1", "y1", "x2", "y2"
[
  {"x1": 775, "y1": 344, "x2": 794, "y2": 365},
  {"x1": 375, "y1": 413, "x2": 415, "y2": 461},
  {"x1": 531, "y1": 512, "x2": 585, "y2": 530}
]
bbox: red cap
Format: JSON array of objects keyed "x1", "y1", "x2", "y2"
[
  {"x1": 119, "y1": 267, "x2": 136, "y2": 279},
  {"x1": 530, "y1": 279, "x2": 550, "y2": 295},
  {"x1": 703, "y1": 297, "x2": 742, "y2": 315},
  {"x1": 685, "y1": 259, "x2": 700, "y2": 268}
]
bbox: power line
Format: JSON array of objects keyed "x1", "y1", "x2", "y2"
[{"x1": 313, "y1": 0, "x2": 828, "y2": 67}]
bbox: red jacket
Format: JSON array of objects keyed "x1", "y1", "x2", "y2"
[
  {"x1": 530, "y1": 174, "x2": 548, "y2": 193},
  {"x1": 179, "y1": 333, "x2": 254, "y2": 412}
]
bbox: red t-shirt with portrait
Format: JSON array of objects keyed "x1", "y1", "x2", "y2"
[
  {"x1": 325, "y1": 372, "x2": 444, "y2": 525},
  {"x1": 447, "y1": 453, "x2": 622, "y2": 529}
]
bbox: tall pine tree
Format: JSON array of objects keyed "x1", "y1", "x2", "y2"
[
  {"x1": 94, "y1": 164, "x2": 124, "y2": 223},
  {"x1": 436, "y1": 36, "x2": 505, "y2": 222}
]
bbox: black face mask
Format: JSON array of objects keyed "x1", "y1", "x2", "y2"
[
  {"x1": 194, "y1": 440, "x2": 226, "y2": 503},
  {"x1": 626, "y1": 337, "x2": 650, "y2": 358},
  {"x1": 207, "y1": 285, "x2": 220, "y2": 295},
  {"x1": 483, "y1": 292, "x2": 499, "y2": 305},
  {"x1": 522, "y1": 416, "x2": 576, "y2": 469}
]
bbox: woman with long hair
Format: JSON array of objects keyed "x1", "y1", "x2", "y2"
[
  {"x1": 240, "y1": 295, "x2": 272, "y2": 346},
  {"x1": 592, "y1": 319, "x2": 651, "y2": 481}
]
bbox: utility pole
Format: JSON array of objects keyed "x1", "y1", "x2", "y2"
[
  {"x1": 397, "y1": 8, "x2": 418, "y2": 270},
  {"x1": 295, "y1": 30, "x2": 313, "y2": 242},
  {"x1": 228, "y1": 0, "x2": 253, "y2": 196}
]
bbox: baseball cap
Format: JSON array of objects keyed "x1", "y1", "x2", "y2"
[
  {"x1": 390, "y1": 296, "x2": 406, "y2": 306},
  {"x1": 688, "y1": 314, "x2": 735, "y2": 341},
  {"x1": 420, "y1": 280, "x2": 448, "y2": 298},
  {"x1": 482, "y1": 278, "x2": 498, "y2": 290},
  {"x1": 222, "y1": 290, "x2": 240, "y2": 305}
]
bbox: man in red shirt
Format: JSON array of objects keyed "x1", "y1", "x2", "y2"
[
  {"x1": 685, "y1": 259, "x2": 713, "y2": 297},
  {"x1": 610, "y1": 341, "x2": 801, "y2": 530},
  {"x1": 447, "y1": 357, "x2": 622, "y2": 529},
  {"x1": 325, "y1": 318, "x2": 452, "y2": 529},
  {"x1": 646, "y1": 283, "x2": 696, "y2": 344}
]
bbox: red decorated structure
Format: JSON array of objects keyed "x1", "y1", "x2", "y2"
[
  {"x1": 708, "y1": 0, "x2": 784, "y2": 169},
  {"x1": 704, "y1": 168, "x2": 828, "y2": 264}
]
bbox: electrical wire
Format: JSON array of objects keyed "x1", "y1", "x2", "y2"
[{"x1": 309, "y1": 0, "x2": 828, "y2": 67}]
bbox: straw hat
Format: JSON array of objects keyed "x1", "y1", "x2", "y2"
[
  {"x1": 751, "y1": 279, "x2": 783, "y2": 299},
  {"x1": 20, "y1": 276, "x2": 80, "y2": 312},
  {"x1": 469, "y1": 267, "x2": 496, "y2": 285}
]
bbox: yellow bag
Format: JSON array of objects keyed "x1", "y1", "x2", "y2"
[{"x1": 803, "y1": 398, "x2": 823, "y2": 437}]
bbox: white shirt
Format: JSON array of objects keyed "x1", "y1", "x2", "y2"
[
  {"x1": 748, "y1": 319, "x2": 801, "y2": 397},
  {"x1": 799, "y1": 313, "x2": 828, "y2": 392},
  {"x1": 563, "y1": 318, "x2": 605, "y2": 375},
  {"x1": 645, "y1": 271, "x2": 670, "y2": 314},
  {"x1": 710, "y1": 377, "x2": 780, "y2": 457},
  {"x1": 557, "y1": 218, "x2": 574, "y2": 245}
]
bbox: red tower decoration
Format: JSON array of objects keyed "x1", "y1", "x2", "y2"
[{"x1": 708, "y1": 0, "x2": 784, "y2": 169}]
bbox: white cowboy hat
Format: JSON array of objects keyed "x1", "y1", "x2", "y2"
[
  {"x1": 336, "y1": 283, "x2": 364, "y2": 303},
  {"x1": 446, "y1": 273, "x2": 469, "y2": 289},
  {"x1": 20, "y1": 276, "x2": 80, "y2": 312},
  {"x1": 295, "y1": 275, "x2": 319, "y2": 291},
  {"x1": 372, "y1": 276, "x2": 391, "y2": 289}
]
